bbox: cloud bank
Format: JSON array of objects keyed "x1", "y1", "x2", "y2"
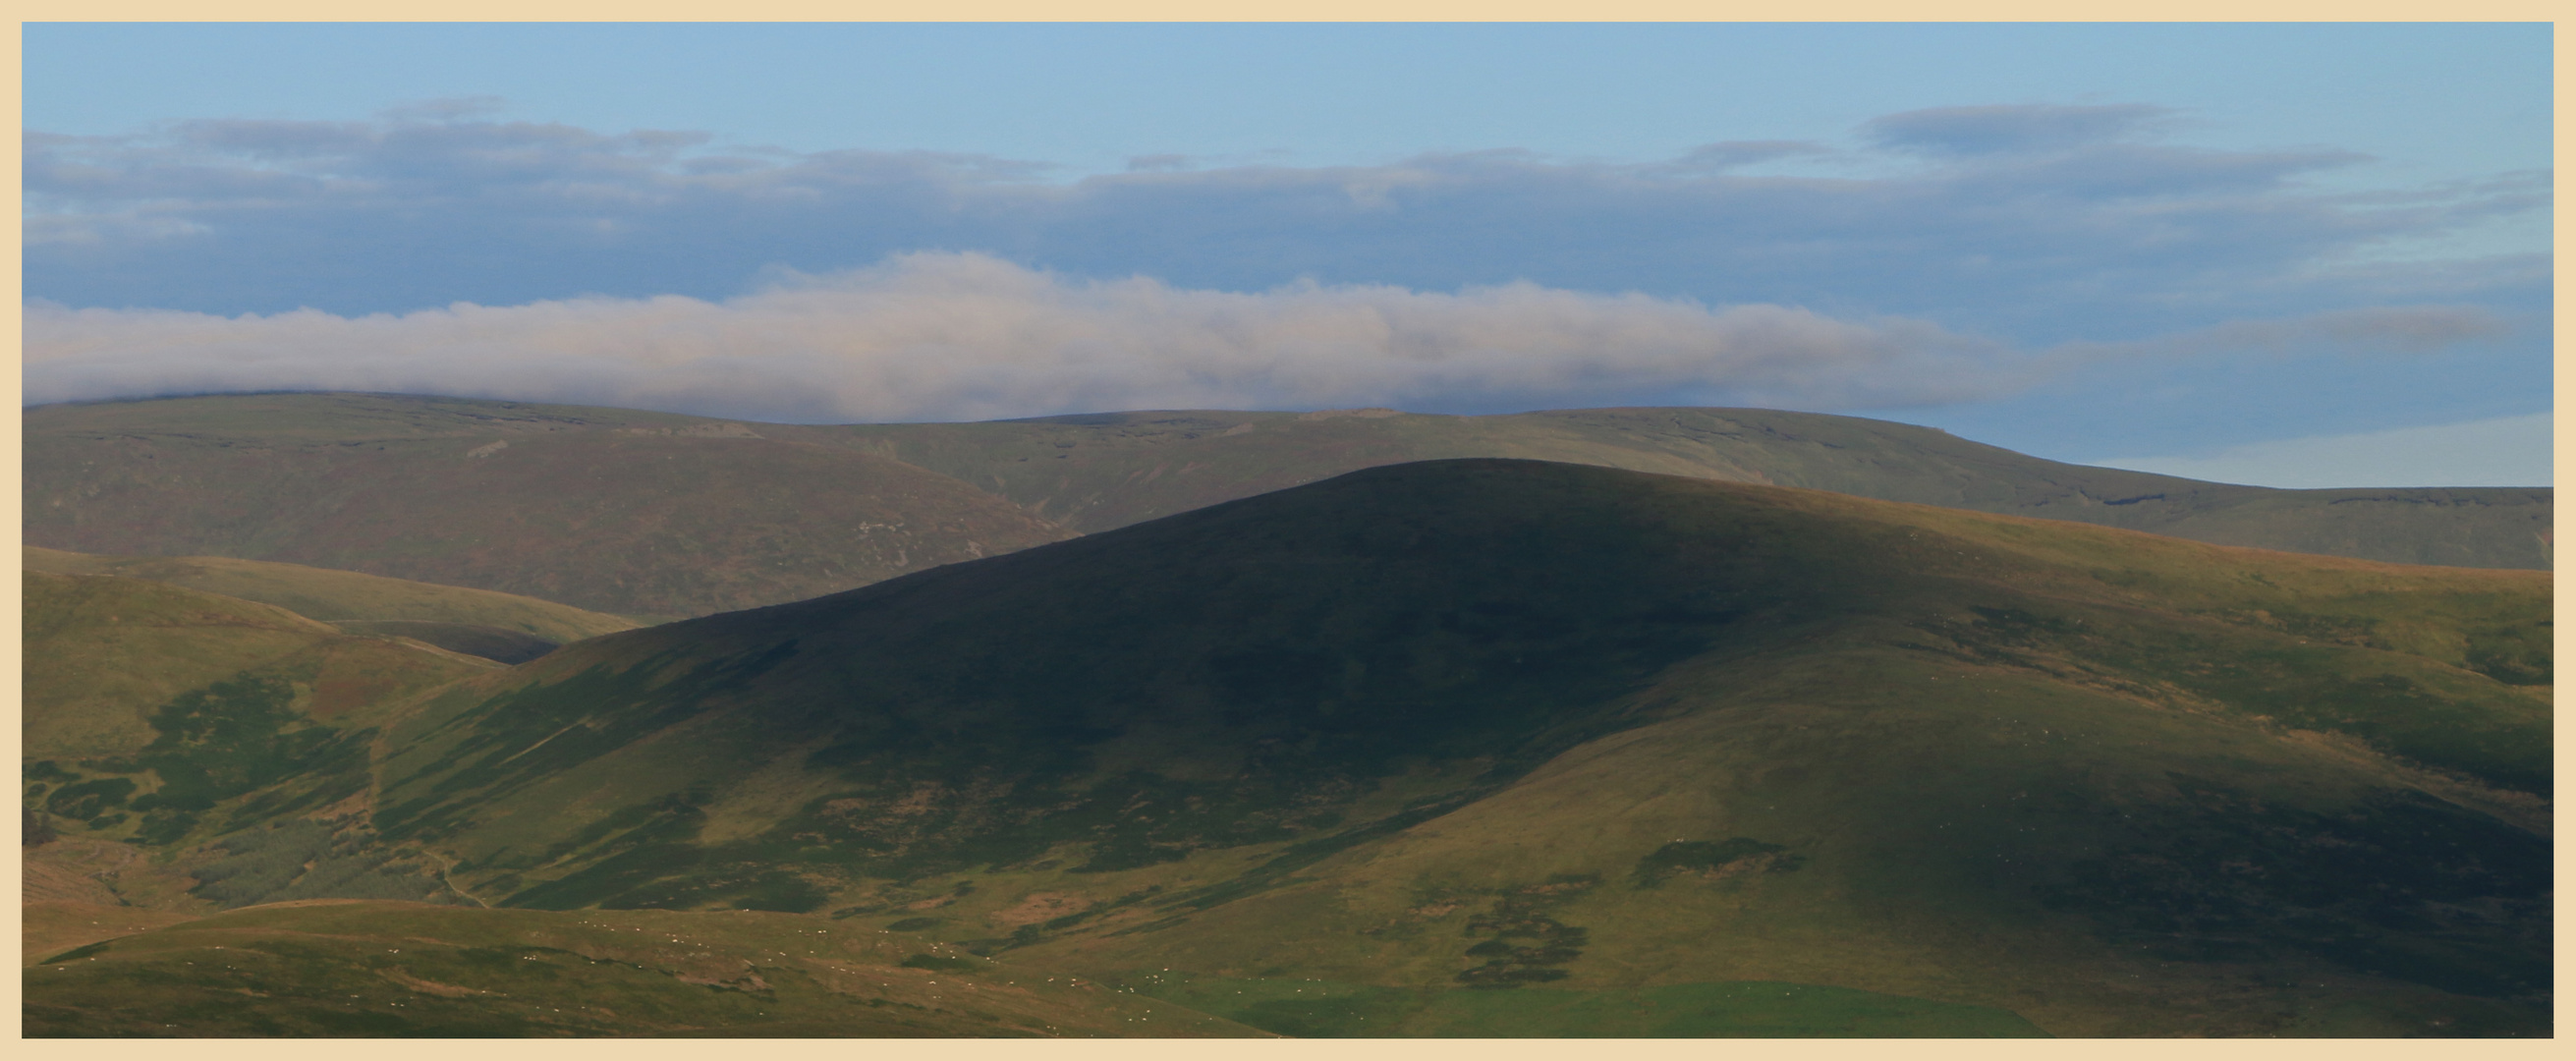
[
  {"x1": 25, "y1": 251, "x2": 2506, "y2": 425},
  {"x1": 23, "y1": 253, "x2": 2027, "y2": 421}
]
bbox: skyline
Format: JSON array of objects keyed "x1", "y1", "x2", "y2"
[{"x1": 21, "y1": 22, "x2": 2554, "y2": 486}]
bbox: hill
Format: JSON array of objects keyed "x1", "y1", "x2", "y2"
[
  {"x1": 23, "y1": 394, "x2": 2548, "y2": 620},
  {"x1": 109, "y1": 458, "x2": 2537, "y2": 1037},
  {"x1": 26, "y1": 546, "x2": 642, "y2": 663},
  {"x1": 21, "y1": 393, "x2": 1072, "y2": 617}
]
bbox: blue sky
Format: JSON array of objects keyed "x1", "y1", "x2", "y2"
[{"x1": 21, "y1": 22, "x2": 2553, "y2": 486}]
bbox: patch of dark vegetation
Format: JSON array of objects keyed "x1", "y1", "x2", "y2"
[
  {"x1": 25, "y1": 760, "x2": 80, "y2": 784},
  {"x1": 43, "y1": 777, "x2": 137, "y2": 820},
  {"x1": 1456, "y1": 876, "x2": 1597, "y2": 988},
  {"x1": 109, "y1": 672, "x2": 379, "y2": 846},
  {"x1": 2038, "y1": 782, "x2": 2551, "y2": 999},
  {"x1": 1632, "y1": 838, "x2": 1805, "y2": 887},
  {"x1": 885, "y1": 917, "x2": 941, "y2": 930}
]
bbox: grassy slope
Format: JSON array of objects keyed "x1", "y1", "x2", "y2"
[
  {"x1": 824, "y1": 407, "x2": 2552, "y2": 568},
  {"x1": 23, "y1": 571, "x2": 496, "y2": 760},
  {"x1": 21, "y1": 571, "x2": 508, "y2": 910},
  {"x1": 23, "y1": 901, "x2": 201, "y2": 962},
  {"x1": 27, "y1": 546, "x2": 641, "y2": 660},
  {"x1": 23, "y1": 393, "x2": 1072, "y2": 617},
  {"x1": 21, "y1": 901, "x2": 1265, "y2": 1037},
  {"x1": 307, "y1": 460, "x2": 2547, "y2": 1037}
]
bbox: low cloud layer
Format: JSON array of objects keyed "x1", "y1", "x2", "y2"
[{"x1": 23, "y1": 252, "x2": 2505, "y2": 425}]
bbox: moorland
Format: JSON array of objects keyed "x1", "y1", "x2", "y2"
[{"x1": 20, "y1": 394, "x2": 2553, "y2": 1037}]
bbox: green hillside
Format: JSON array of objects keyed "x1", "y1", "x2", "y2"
[
  {"x1": 23, "y1": 395, "x2": 2548, "y2": 622},
  {"x1": 186, "y1": 459, "x2": 2541, "y2": 1037},
  {"x1": 21, "y1": 570, "x2": 506, "y2": 911},
  {"x1": 26, "y1": 546, "x2": 642, "y2": 662},
  {"x1": 22, "y1": 572, "x2": 496, "y2": 761}
]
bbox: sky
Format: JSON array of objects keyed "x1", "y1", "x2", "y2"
[{"x1": 20, "y1": 22, "x2": 2554, "y2": 487}]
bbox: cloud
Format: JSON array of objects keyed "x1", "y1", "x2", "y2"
[
  {"x1": 24, "y1": 251, "x2": 2041, "y2": 422},
  {"x1": 1863, "y1": 103, "x2": 2175, "y2": 155},
  {"x1": 21, "y1": 107, "x2": 2544, "y2": 354},
  {"x1": 24, "y1": 252, "x2": 2516, "y2": 426},
  {"x1": 2089, "y1": 412, "x2": 2551, "y2": 488}
]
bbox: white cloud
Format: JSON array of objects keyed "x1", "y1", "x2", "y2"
[
  {"x1": 22, "y1": 252, "x2": 2039, "y2": 423},
  {"x1": 2089, "y1": 413, "x2": 2551, "y2": 488}
]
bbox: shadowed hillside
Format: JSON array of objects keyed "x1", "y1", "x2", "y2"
[
  {"x1": 194, "y1": 459, "x2": 2547, "y2": 1037},
  {"x1": 23, "y1": 395, "x2": 2548, "y2": 621}
]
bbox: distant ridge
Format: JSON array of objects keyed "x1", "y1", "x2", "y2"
[{"x1": 22, "y1": 393, "x2": 2548, "y2": 618}]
